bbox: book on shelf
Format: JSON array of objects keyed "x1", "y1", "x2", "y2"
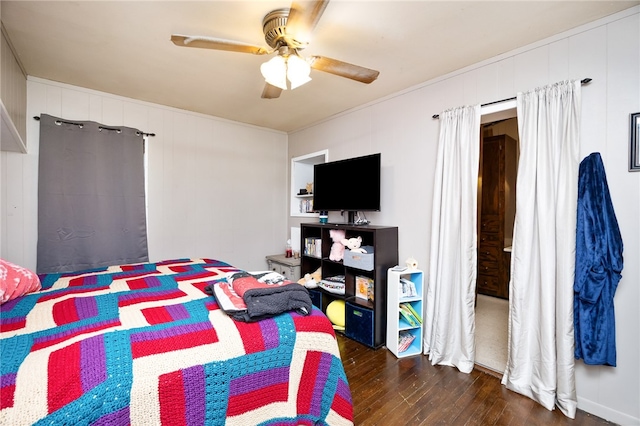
[
  {"x1": 399, "y1": 306, "x2": 418, "y2": 327},
  {"x1": 304, "y1": 237, "x2": 322, "y2": 258},
  {"x1": 399, "y1": 303, "x2": 422, "y2": 326},
  {"x1": 398, "y1": 331, "x2": 416, "y2": 352},
  {"x1": 401, "y1": 303, "x2": 422, "y2": 324},
  {"x1": 399, "y1": 277, "x2": 418, "y2": 298},
  {"x1": 355, "y1": 275, "x2": 374, "y2": 302},
  {"x1": 299, "y1": 199, "x2": 314, "y2": 213}
]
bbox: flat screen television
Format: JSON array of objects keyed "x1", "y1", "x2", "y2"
[{"x1": 313, "y1": 153, "x2": 381, "y2": 220}]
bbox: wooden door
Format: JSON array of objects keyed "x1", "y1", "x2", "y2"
[{"x1": 477, "y1": 134, "x2": 516, "y2": 299}]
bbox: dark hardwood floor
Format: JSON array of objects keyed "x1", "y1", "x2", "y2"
[{"x1": 336, "y1": 335, "x2": 614, "y2": 426}]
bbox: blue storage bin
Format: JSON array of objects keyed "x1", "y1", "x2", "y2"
[
  {"x1": 308, "y1": 289, "x2": 322, "y2": 309},
  {"x1": 345, "y1": 302, "x2": 374, "y2": 347}
]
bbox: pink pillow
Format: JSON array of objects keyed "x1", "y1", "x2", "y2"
[{"x1": 0, "y1": 259, "x2": 41, "y2": 304}]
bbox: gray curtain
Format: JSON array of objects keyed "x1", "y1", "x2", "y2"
[{"x1": 37, "y1": 114, "x2": 148, "y2": 273}]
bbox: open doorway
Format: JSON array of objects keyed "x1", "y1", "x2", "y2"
[{"x1": 475, "y1": 115, "x2": 519, "y2": 373}]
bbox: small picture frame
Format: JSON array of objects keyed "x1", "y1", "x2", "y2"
[{"x1": 630, "y1": 112, "x2": 640, "y2": 172}]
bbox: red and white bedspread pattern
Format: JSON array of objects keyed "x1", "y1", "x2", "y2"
[{"x1": 0, "y1": 258, "x2": 353, "y2": 425}]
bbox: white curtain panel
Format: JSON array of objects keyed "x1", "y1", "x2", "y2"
[
  {"x1": 502, "y1": 80, "x2": 580, "y2": 418},
  {"x1": 424, "y1": 104, "x2": 481, "y2": 374}
]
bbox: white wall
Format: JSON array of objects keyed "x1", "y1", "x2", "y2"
[
  {"x1": 1, "y1": 6, "x2": 638, "y2": 425},
  {"x1": 1, "y1": 77, "x2": 289, "y2": 272},
  {"x1": 288, "y1": 7, "x2": 640, "y2": 425}
]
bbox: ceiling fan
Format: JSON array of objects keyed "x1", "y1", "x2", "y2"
[{"x1": 171, "y1": 0, "x2": 380, "y2": 99}]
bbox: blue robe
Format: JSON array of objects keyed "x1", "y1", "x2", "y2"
[{"x1": 574, "y1": 152, "x2": 623, "y2": 366}]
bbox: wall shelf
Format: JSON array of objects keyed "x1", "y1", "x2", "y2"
[
  {"x1": 1, "y1": 99, "x2": 26, "y2": 153},
  {"x1": 290, "y1": 150, "x2": 327, "y2": 217}
]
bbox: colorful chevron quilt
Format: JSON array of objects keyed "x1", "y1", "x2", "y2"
[{"x1": 0, "y1": 258, "x2": 353, "y2": 425}]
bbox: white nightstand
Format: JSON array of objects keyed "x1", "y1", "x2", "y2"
[{"x1": 266, "y1": 254, "x2": 301, "y2": 282}]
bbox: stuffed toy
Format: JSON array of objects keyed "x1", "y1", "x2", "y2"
[
  {"x1": 329, "y1": 229, "x2": 346, "y2": 261},
  {"x1": 341, "y1": 236, "x2": 367, "y2": 253},
  {"x1": 298, "y1": 267, "x2": 321, "y2": 289}
]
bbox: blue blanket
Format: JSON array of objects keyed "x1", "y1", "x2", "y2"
[{"x1": 574, "y1": 153, "x2": 623, "y2": 366}]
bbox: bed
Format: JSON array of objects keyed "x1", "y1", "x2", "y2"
[{"x1": 0, "y1": 258, "x2": 353, "y2": 425}]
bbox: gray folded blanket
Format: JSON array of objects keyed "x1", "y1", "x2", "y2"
[{"x1": 205, "y1": 271, "x2": 312, "y2": 322}]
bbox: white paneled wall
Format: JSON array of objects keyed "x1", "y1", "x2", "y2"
[
  {"x1": 1, "y1": 78, "x2": 288, "y2": 271},
  {"x1": 288, "y1": 8, "x2": 640, "y2": 425},
  {"x1": 1, "y1": 5, "x2": 638, "y2": 425},
  {"x1": 1, "y1": 24, "x2": 27, "y2": 146}
]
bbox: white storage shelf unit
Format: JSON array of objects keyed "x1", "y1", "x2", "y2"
[{"x1": 386, "y1": 269, "x2": 424, "y2": 358}]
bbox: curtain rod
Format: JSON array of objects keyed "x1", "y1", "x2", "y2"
[
  {"x1": 431, "y1": 78, "x2": 592, "y2": 119},
  {"x1": 33, "y1": 115, "x2": 156, "y2": 137}
]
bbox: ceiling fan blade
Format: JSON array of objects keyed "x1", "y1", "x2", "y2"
[
  {"x1": 261, "y1": 83, "x2": 283, "y2": 99},
  {"x1": 285, "y1": 0, "x2": 330, "y2": 44},
  {"x1": 309, "y1": 56, "x2": 380, "y2": 84},
  {"x1": 171, "y1": 35, "x2": 269, "y2": 55}
]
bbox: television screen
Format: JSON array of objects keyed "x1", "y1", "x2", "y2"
[{"x1": 313, "y1": 153, "x2": 381, "y2": 212}]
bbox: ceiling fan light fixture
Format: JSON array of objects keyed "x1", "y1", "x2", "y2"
[
  {"x1": 260, "y1": 56, "x2": 288, "y2": 90},
  {"x1": 287, "y1": 55, "x2": 312, "y2": 89},
  {"x1": 172, "y1": 2, "x2": 380, "y2": 99}
]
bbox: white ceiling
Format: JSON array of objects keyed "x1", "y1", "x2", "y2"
[{"x1": 2, "y1": 1, "x2": 638, "y2": 133}]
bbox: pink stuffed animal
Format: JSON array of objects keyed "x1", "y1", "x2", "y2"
[{"x1": 329, "y1": 229, "x2": 346, "y2": 261}]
